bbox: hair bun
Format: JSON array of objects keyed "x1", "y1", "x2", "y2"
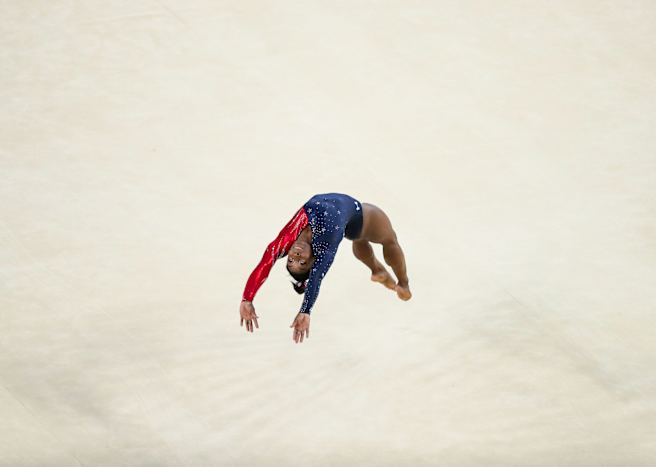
[{"x1": 292, "y1": 280, "x2": 306, "y2": 295}]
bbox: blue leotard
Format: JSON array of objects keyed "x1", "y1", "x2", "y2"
[{"x1": 300, "y1": 193, "x2": 362, "y2": 313}]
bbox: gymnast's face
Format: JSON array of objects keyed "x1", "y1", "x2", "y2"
[{"x1": 287, "y1": 239, "x2": 314, "y2": 274}]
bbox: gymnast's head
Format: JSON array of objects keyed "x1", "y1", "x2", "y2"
[{"x1": 286, "y1": 238, "x2": 315, "y2": 294}]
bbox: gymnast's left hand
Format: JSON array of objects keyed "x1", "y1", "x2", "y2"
[{"x1": 290, "y1": 313, "x2": 310, "y2": 343}]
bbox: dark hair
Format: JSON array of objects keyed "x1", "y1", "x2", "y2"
[{"x1": 287, "y1": 265, "x2": 310, "y2": 294}]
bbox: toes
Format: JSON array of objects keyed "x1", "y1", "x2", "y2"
[
  {"x1": 371, "y1": 273, "x2": 387, "y2": 284},
  {"x1": 395, "y1": 285, "x2": 412, "y2": 301},
  {"x1": 372, "y1": 271, "x2": 397, "y2": 291}
]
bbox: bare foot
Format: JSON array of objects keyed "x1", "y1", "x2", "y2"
[
  {"x1": 395, "y1": 283, "x2": 412, "y2": 301},
  {"x1": 371, "y1": 268, "x2": 396, "y2": 291}
]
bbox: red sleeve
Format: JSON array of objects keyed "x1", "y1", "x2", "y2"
[{"x1": 242, "y1": 206, "x2": 309, "y2": 302}]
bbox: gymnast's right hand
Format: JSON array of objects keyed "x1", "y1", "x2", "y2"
[{"x1": 240, "y1": 300, "x2": 259, "y2": 333}]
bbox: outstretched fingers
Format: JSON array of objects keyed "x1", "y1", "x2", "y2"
[
  {"x1": 290, "y1": 318, "x2": 310, "y2": 343},
  {"x1": 242, "y1": 315, "x2": 259, "y2": 333}
]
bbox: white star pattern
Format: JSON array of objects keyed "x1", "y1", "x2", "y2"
[{"x1": 300, "y1": 194, "x2": 362, "y2": 314}]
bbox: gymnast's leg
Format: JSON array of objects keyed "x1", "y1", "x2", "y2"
[
  {"x1": 382, "y1": 237, "x2": 411, "y2": 301},
  {"x1": 357, "y1": 203, "x2": 412, "y2": 301},
  {"x1": 352, "y1": 239, "x2": 396, "y2": 290}
]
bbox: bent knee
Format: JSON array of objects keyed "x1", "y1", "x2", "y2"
[
  {"x1": 383, "y1": 230, "x2": 398, "y2": 245},
  {"x1": 352, "y1": 239, "x2": 372, "y2": 254}
]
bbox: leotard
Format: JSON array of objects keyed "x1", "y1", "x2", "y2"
[{"x1": 242, "y1": 193, "x2": 363, "y2": 314}]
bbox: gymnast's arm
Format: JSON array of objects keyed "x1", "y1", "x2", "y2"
[
  {"x1": 240, "y1": 207, "x2": 307, "y2": 333},
  {"x1": 241, "y1": 206, "x2": 308, "y2": 303},
  {"x1": 298, "y1": 240, "x2": 340, "y2": 314}
]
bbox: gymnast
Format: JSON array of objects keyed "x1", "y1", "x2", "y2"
[{"x1": 240, "y1": 193, "x2": 411, "y2": 343}]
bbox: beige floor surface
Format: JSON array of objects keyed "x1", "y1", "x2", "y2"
[{"x1": 1, "y1": 1, "x2": 655, "y2": 466}]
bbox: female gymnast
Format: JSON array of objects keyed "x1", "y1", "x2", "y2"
[{"x1": 239, "y1": 193, "x2": 411, "y2": 343}]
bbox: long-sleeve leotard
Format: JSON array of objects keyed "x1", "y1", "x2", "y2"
[{"x1": 242, "y1": 193, "x2": 362, "y2": 314}]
